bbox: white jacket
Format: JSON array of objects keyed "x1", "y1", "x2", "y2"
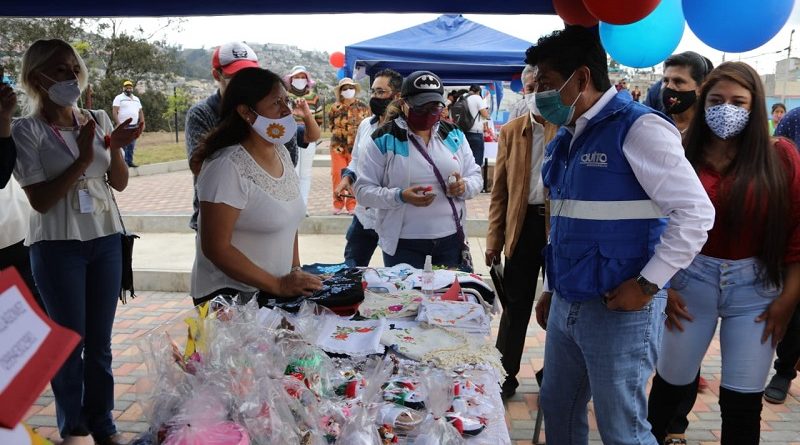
[{"x1": 355, "y1": 117, "x2": 483, "y2": 255}]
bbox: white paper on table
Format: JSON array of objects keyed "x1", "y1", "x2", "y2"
[
  {"x1": 0, "y1": 285, "x2": 51, "y2": 394},
  {"x1": 0, "y1": 423, "x2": 30, "y2": 445}
]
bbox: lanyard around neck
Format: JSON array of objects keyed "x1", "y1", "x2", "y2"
[{"x1": 48, "y1": 111, "x2": 81, "y2": 159}]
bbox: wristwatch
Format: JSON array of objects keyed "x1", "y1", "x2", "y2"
[{"x1": 635, "y1": 275, "x2": 659, "y2": 296}]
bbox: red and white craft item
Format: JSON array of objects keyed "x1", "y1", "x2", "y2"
[{"x1": 0, "y1": 267, "x2": 80, "y2": 429}]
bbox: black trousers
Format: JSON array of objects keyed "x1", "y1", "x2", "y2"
[
  {"x1": 0, "y1": 239, "x2": 43, "y2": 309},
  {"x1": 495, "y1": 205, "x2": 546, "y2": 390},
  {"x1": 774, "y1": 304, "x2": 800, "y2": 380}
]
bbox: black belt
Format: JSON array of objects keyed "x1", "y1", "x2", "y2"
[{"x1": 528, "y1": 204, "x2": 546, "y2": 216}]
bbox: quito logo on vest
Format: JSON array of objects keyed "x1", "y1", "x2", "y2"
[{"x1": 580, "y1": 152, "x2": 608, "y2": 168}]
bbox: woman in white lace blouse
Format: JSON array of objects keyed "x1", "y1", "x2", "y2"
[{"x1": 189, "y1": 68, "x2": 322, "y2": 305}]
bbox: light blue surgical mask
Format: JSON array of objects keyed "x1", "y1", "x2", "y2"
[{"x1": 534, "y1": 71, "x2": 582, "y2": 126}]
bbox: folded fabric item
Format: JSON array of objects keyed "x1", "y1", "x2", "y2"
[
  {"x1": 363, "y1": 263, "x2": 418, "y2": 291},
  {"x1": 359, "y1": 290, "x2": 424, "y2": 319},
  {"x1": 380, "y1": 322, "x2": 506, "y2": 379},
  {"x1": 259, "y1": 268, "x2": 364, "y2": 315},
  {"x1": 409, "y1": 270, "x2": 496, "y2": 305},
  {"x1": 301, "y1": 262, "x2": 350, "y2": 276},
  {"x1": 416, "y1": 299, "x2": 491, "y2": 335},
  {"x1": 315, "y1": 317, "x2": 386, "y2": 356},
  {"x1": 381, "y1": 322, "x2": 466, "y2": 362}
]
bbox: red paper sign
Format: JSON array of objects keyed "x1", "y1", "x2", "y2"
[
  {"x1": 440, "y1": 277, "x2": 463, "y2": 301},
  {"x1": 0, "y1": 267, "x2": 80, "y2": 429}
]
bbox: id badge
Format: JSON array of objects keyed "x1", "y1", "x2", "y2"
[{"x1": 78, "y1": 187, "x2": 94, "y2": 213}]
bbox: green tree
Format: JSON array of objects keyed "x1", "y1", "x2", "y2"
[
  {"x1": 0, "y1": 17, "x2": 182, "y2": 131},
  {"x1": 163, "y1": 87, "x2": 191, "y2": 132}
]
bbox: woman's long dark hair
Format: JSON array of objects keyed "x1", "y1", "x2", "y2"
[
  {"x1": 190, "y1": 67, "x2": 284, "y2": 174},
  {"x1": 684, "y1": 62, "x2": 790, "y2": 286}
]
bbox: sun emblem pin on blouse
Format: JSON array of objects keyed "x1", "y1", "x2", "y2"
[{"x1": 266, "y1": 123, "x2": 285, "y2": 139}]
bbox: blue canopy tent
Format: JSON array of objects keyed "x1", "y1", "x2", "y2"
[
  {"x1": 0, "y1": 1, "x2": 555, "y2": 16},
  {"x1": 343, "y1": 14, "x2": 533, "y2": 85}
]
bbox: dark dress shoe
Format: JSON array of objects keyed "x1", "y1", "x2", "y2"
[{"x1": 764, "y1": 374, "x2": 792, "y2": 404}]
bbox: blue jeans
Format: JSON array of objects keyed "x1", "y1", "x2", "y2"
[
  {"x1": 541, "y1": 291, "x2": 666, "y2": 445},
  {"x1": 382, "y1": 233, "x2": 462, "y2": 270},
  {"x1": 123, "y1": 140, "x2": 136, "y2": 166},
  {"x1": 30, "y1": 234, "x2": 122, "y2": 440},
  {"x1": 465, "y1": 131, "x2": 485, "y2": 166},
  {"x1": 343, "y1": 215, "x2": 379, "y2": 267},
  {"x1": 657, "y1": 254, "x2": 780, "y2": 392}
]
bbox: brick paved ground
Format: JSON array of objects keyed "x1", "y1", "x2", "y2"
[
  {"x1": 26, "y1": 164, "x2": 800, "y2": 444},
  {"x1": 115, "y1": 163, "x2": 491, "y2": 219}
]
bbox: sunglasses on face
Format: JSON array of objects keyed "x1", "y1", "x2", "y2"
[{"x1": 340, "y1": 86, "x2": 355, "y2": 91}]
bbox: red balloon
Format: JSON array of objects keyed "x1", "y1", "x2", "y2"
[
  {"x1": 329, "y1": 51, "x2": 345, "y2": 68},
  {"x1": 582, "y1": 0, "x2": 660, "y2": 25},
  {"x1": 554, "y1": 0, "x2": 599, "y2": 27}
]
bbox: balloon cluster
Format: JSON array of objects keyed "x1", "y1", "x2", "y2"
[
  {"x1": 329, "y1": 51, "x2": 347, "y2": 79},
  {"x1": 553, "y1": 0, "x2": 794, "y2": 68}
]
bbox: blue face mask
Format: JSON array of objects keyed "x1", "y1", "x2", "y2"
[{"x1": 534, "y1": 71, "x2": 582, "y2": 126}]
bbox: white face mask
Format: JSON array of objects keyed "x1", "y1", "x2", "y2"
[
  {"x1": 250, "y1": 110, "x2": 297, "y2": 146},
  {"x1": 291, "y1": 78, "x2": 308, "y2": 90},
  {"x1": 341, "y1": 89, "x2": 356, "y2": 99},
  {"x1": 42, "y1": 73, "x2": 81, "y2": 107},
  {"x1": 525, "y1": 94, "x2": 540, "y2": 116}
]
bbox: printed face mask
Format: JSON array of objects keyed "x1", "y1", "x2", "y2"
[
  {"x1": 341, "y1": 89, "x2": 356, "y2": 99},
  {"x1": 42, "y1": 73, "x2": 81, "y2": 107},
  {"x1": 705, "y1": 103, "x2": 750, "y2": 140},
  {"x1": 250, "y1": 109, "x2": 297, "y2": 145},
  {"x1": 662, "y1": 87, "x2": 697, "y2": 115},
  {"x1": 291, "y1": 78, "x2": 308, "y2": 91},
  {"x1": 534, "y1": 71, "x2": 581, "y2": 126}
]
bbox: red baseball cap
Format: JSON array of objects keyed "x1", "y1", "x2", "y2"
[{"x1": 212, "y1": 42, "x2": 260, "y2": 77}]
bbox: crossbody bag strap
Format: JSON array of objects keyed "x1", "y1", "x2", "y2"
[{"x1": 407, "y1": 135, "x2": 465, "y2": 243}]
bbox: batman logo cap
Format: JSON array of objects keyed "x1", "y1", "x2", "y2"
[{"x1": 402, "y1": 71, "x2": 446, "y2": 107}]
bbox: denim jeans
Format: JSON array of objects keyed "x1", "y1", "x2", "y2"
[
  {"x1": 123, "y1": 140, "x2": 136, "y2": 166},
  {"x1": 343, "y1": 215, "x2": 379, "y2": 267},
  {"x1": 541, "y1": 291, "x2": 666, "y2": 445},
  {"x1": 382, "y1": 233, "x2": 462, "y2": 270},
  {"x1": 657, "y1": 254, "x2": 780, "y2": 392},
  {"x1": 465, "y1": 131, "x2": 485, "y2": 166},
  {"x1": 30, "y1": 234, "x2": 122, "y2": 440}
]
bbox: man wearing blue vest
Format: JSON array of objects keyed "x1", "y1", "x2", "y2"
[{"x1": 528, "y1": 27, "x2": 715, "y2": 444}]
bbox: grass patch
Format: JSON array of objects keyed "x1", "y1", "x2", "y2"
[
  {"x1": 132, "y1": 131, "x2": 187, "y2": 166},
  {"x1": 130, "y1": 130, "x2": 333, "y2": 166}
]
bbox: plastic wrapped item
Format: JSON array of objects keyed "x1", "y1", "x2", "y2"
[
  {"x1": 337, "y1": 357, "x2": 395, "y2": 445},
  {"x1": 414, "y1": 369, "x2": 464, "y2": 445},
  {"x1": 162, "y1": 422, "x2": 249, "y2": 445},
  {"x1": 161, "y1": 390, "x2": 244, "y2": 445}
]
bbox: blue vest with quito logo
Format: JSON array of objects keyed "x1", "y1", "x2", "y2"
[{"x1": 543, "y1": 91, "x2": 669, "y2": 302}]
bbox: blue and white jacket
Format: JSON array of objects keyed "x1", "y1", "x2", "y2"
[
  {"x1": 354, "y1": 117, "x2": 483, "y2": 255},
  {"x1": 544, "y1": 91, "x2": 670, "y2": 302}
]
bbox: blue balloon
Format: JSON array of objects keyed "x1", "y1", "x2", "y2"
[
  {"x1": 684, "y1": 0, "x2": 793, "y2": 53},
  {"x1": 336, "y1": 67, "x2": 346, "y2": 80},
  {"x1": 600, "y1": 0, "x2": 685, "y2": 68},
  {"x1": 510, "y1": 78, "x2": 523, "y2": 93}
]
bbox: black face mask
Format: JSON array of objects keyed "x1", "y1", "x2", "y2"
[
  {"x1": 662, "y1": 87, "x2": 696, "y2": 115},
  {"x1": 369, "y1": 96, "x2": 392, "y2": 117},
  {"x1": 124, "y1": 90, "x2": 132, "y2": 96}
]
